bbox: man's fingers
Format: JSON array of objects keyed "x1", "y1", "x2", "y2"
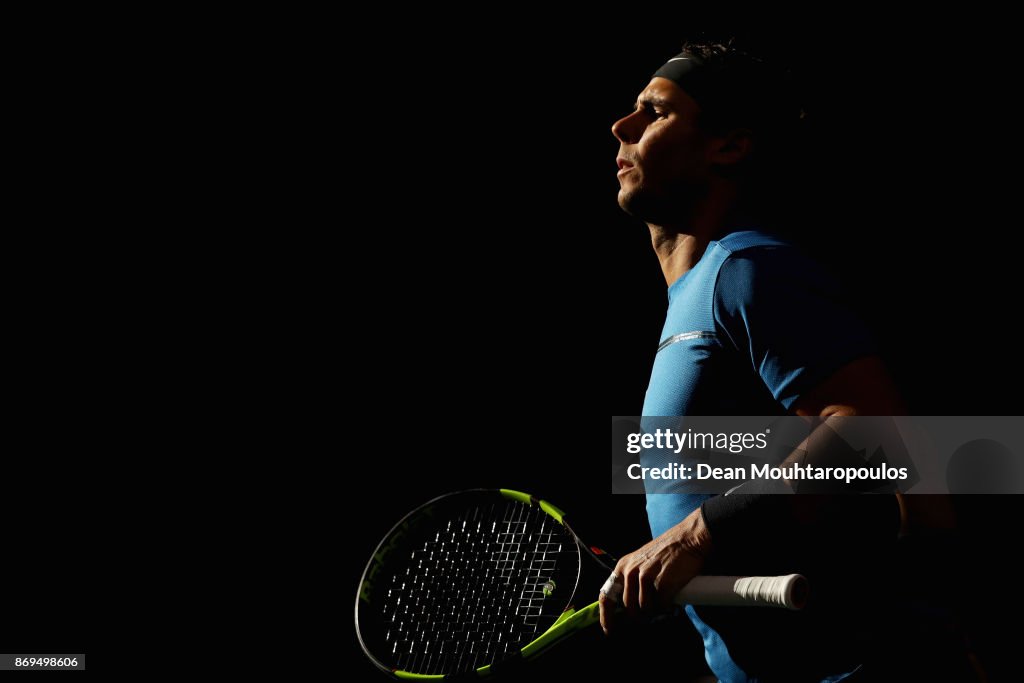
[
  {"x1": 621, "y1": 564, "x2": 640, "y2": 613},
  {"x1": 601, "y1": 547, "x2": 673, "y2": 634},
  {"x1": 599, "y1": 587, "x2": 614, "y2": 635},
  {"x1": 599, "y1": 568, "x2": 624, "y2": 635},
  {"x1": 638, "y1": 562, "x2": 659, "y2": 612},
  {"x1": 653, "y1": 564, "x2": 688, "y2": 608},
  {"x1": 600, "y1": 516, "x2": 708, "y2": 631}
]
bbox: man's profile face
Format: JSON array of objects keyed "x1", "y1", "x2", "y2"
[{"x1": 612, "y1": 77, "x2": 713, "y2": 224}]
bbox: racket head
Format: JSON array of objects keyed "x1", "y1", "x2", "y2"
[{"x1": 355, "y1": 489, "x2": 582, "y2": 678}]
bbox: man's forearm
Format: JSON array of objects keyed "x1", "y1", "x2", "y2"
[{"x1": 701, "y1": 417, "x2": 904, "y2": 562}]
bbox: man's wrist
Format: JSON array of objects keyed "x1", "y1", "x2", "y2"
[{"x1": 680, "y1": 506, "x2": 713, "y2": 558}]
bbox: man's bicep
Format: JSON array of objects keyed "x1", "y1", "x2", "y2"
[{"x1": 790, "y1": 355, "x2": 906, "y2": 417}]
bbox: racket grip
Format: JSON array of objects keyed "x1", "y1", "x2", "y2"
[{"x1": 674, "y1": 574, "x2": 809, "y2": 610}]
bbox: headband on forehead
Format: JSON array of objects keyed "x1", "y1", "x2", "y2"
[{"x1": 651, "y1": 52, "x2": 718, "y2": 106}]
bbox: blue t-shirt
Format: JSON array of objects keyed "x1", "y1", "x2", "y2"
[{"x1": 642, "y1": 230, "x2": 874, "y2": 682}]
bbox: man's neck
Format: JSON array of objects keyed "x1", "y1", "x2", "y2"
[
  {"x1": 647, "y1": 228, "x2": 710, "y2": 287},
  {"x1": 648, "y1": 196, "x2": 753, "y2": 286}
]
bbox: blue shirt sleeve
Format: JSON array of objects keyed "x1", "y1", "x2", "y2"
[{"x1": 713, "y1": 245, "x2": 876, "y2": 410}]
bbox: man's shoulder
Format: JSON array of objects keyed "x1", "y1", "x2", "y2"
[
  {"x1": 712, "y1": 231, "x2": 838, "y2": 309},
  {"x1": 714, "y1": 229, "x2": 792, "y2": 255},
  {"x1": 714, "y1": 230, "x2": 826, "y2": 278}
]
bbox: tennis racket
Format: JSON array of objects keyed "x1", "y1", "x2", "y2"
[{"x1": 355, "y1": 488, "x2": 808, "y2": 679}]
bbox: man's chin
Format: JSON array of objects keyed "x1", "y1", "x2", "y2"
[
  {"x1": 617, "y1": 191, "x2": 632, "y2": 215},
  {"x1": 618, "y1": 189, "x2": 654, "y2": 220},
  {"x1": 617, "y1": 188, "x2": 638, "y2": 216},
  {"x1": 618, "y1": 186, "x2": 696, "y2": 225}
]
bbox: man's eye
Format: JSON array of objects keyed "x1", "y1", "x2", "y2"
[{"x1": 635, "y1": 105, "x2": 667, "y2": 119}]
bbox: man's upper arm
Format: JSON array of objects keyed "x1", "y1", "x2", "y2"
[
  {"x1": 714, "y1": 246, "x2": 891, "y2": 412},
  {"x1": 704, "y1": 247, "x2": 905, "y2": 554}
]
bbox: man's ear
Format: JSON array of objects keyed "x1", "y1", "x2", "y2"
[{"x1": 710, "y1": 128, "x2": 754, "y2": 168}]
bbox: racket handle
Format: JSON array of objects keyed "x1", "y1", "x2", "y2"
[{"x1": 675, "y1": 574, "x2": 809, "y2": 610}]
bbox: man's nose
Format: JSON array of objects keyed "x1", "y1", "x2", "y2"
[{"x1": 611, "y1": 111, "x2": 642, "y2": 144}]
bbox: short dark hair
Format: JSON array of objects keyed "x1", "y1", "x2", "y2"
[
  {"x1": 671, "y1": 40, "x2": 807, "y2": 220},
  {"x1": 676, "y1": 39, "x2": 804, "y2": 138}
]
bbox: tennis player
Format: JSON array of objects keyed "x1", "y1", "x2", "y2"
[{"x1": 601, "y1": 42, "x2": 908, "y2": 682}]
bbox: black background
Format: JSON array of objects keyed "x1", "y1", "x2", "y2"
[
  {"x1": 3, "y1": 12, "x2": 1020, "y2": 679},
  {"x1": 347, "y1": 20, "x2": 1023, "y2": 680}
]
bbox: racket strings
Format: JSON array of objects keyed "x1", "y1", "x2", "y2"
[{"x1": 382, "y1": 501, "x2": 570, "y2": 675}]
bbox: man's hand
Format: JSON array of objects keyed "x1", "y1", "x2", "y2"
[{"x1": 599, "y1": 506, "x2": 712, "y2": 635}]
